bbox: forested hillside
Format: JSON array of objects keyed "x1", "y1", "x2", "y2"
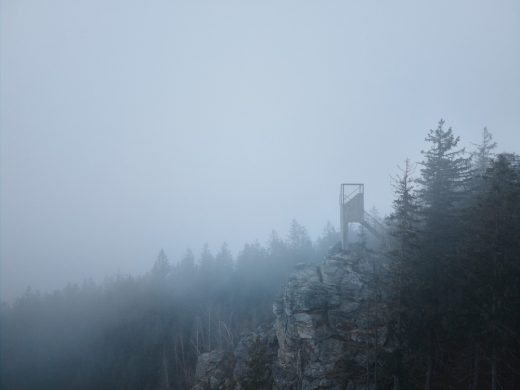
[
  {"x1": 1, "y1": 122, "x2": 519, "y2": 389},
  {"x1": 385, "y1": 123, "x2": 520, "y2": 389},
  {"x1": 0, "y1": 221, "x2": 338, "y2": 389}
]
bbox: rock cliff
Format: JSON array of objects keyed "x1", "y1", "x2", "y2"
[{"x1": 191, "y1": 250, "x2": 389, "y2": 390}]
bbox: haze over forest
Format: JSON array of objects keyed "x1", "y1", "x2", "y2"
[
  {"x1": 1, "y1": 1, "x2": 520, "y2": 302},
  {"x1": 2, "y1": 2, "x2": 520, "y2": 389}
]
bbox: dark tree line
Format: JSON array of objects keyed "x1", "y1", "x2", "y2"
[
  {"x1": 386, "y1": 123, "x2": 520, "y2": 389},
  {"x1": 0, "y1": 221, "x2": 338, "y2": 390}
]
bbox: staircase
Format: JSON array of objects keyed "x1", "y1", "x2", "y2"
[
  {"x1": 340, "y1": 183, "x2": 387, "y2": 249},
  {"x1": 361, "y1": 211, "x2": 387, "y2": 244}
]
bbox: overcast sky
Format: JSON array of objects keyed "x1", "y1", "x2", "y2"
[{"x1": 1, "y1": 0, "x2": 519, "y2": 302}]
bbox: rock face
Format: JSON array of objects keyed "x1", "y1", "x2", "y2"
[
  {"x1": 191, "y1": 251, "x2": 388, "y2": 390},
  {"x1": 191, "y1": 350, "x2": 235, "y2": 390},
  {"x1": 233, "y1": 327, "x2": 278, "y2": 390},
  {"x1": 272, "y1": 251, "x2": 387, "y2": 390},
  {"x1": 191, "y1": 327, "x2": 277, "y2": 390}
]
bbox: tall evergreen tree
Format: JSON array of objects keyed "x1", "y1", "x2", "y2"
[
  {"x1": 386, "y1": 159, "x2": 420, "y2": 389},
  {"x1": 287, "y1": 219, "x2": 314, "y2": 263},
  {"x1": 460, "y1": 153, "x2": 520, "y2": 389},
  {"x1": 417, "y1": 119, "x2": 471, "y2": 216},
  {"x1": 151, "y1": 249, "x2": 170, "y2": 278},
  {"x1": 178, "y1": 248, "x2": 197, "y2": 278},
  {"x1": 473, "y1": 127, "x2": 497, "y2": 176},
  {"x1": 315, "y1": 222, "x2": 340, "y2": 260},
  {"x1": 415, "y1": 120, "x2": 471, "y2": 389},
  {"x1": 214, "y1": 243, "x2": 234, "y2": 293}
]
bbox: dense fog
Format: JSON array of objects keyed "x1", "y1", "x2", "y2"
[
  {"x1": 2, "y1": 0, "x2": 520, "y2": 301},
  {"x1": 2, "y1": 125, "x2": 520, "y2": 388},
  {"x1": 1, "y1": 1, "x2": 520, "y2": 389}
]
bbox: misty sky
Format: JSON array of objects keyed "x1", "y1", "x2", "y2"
[{"x1": 1, "y1": 0, "x2": 519, "y2": 302}]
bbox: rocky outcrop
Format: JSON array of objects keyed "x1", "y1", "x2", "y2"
[
  {"x1": 233, "y1": 326, "x2": 277, "y2": 389},
  {"x1": 191, "y1": 327, "x2": 277, "y2": 390},
  {"x1": 191, "y1": 250, "x2": 389, "y2": 390},
  {"x1": 191, "y1": 350, "x2": 235, "y2": 390},
  {"x1": 272, "y1": 251, "x2": 388, "y2": 389}
]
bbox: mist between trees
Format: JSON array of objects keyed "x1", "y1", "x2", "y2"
[
  {"x1": 1, "y1": 121, "x2": 519, "y2": 389},
  {"x1": 1, "y1": 218, "x2": 340, "y2": 389}
]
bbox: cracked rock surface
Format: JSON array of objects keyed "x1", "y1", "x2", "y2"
[
  {"x1": 192, "y1": 251, "x2": 388, "y2": 390},
  {"x1": 272, "y1": 252, "x2": 387, "y2": 390}
]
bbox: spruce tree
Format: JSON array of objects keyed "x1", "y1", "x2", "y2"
[
  {"x1": 415, "y1": 120, "x2": 471, "y2": 388},
  {"x1": 473, "y1": 127, "x2": 497, "y2": 176},
  {"x1": 460, "y1": 153, "x2": 520, "y2": 389},
  {"x1": 386, "y1": 159, "x2": 420, "y2": 389}
]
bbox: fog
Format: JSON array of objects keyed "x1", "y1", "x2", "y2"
[{"x1": 1, "y1": 0, "x2": 520, "y2": 302}]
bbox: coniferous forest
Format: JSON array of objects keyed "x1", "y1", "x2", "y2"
[{"x1": 1, "y1": 122, "x2": 519, "y2": 389}]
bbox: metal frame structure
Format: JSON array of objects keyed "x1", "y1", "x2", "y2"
[{"x1": 339, "y1": 183, "x2": 365, "y2": 250}]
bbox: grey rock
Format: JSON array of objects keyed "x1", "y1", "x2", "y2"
[
  {"x1": 191, "y1": 327, "x2": 277, "y2": 390},
  {"x1": 233, "y1": 326, "x2": 277, "y2": 390},
  {"x1": 272, "y1": 251, "x2": 388, "y2": 390},
  {"x1": 191, "y1": 250, "x2": 389, "y2": 390},
  {"x1": 191, "y1": 350, "x2": 235, "y2": 390}
]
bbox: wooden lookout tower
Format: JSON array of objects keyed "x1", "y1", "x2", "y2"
[{"x1": 340, "y1": 183, "x2": 385, "y2": 250}]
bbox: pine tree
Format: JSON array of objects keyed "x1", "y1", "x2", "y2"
[
  {"x1": 473, "y1": 127, "x2": 497, "y2": 176},
  {"x1": 215, "y1": 243, "x2": 233, "y2": 274},
  {"x1": 417, "y1": 119, "x2": 471, "y2": 217},
  {"x1": 389, "y1": 159, "x2": 420, "y2": 250},
  {"x1": 386, "y1": 159, "x2": 420, "y2": 389},
  {"x1": 287, "y1": 219, "x2": 314, "y2": 264},
  {"x1": 198, "y1": 244, "x2": 214, "y2": 278},
  {"x1": 178, "y1": 248, "x2": 197, "y2": 278},
  {"x1": 415, "y1": 120, "x2": 471, "y2": 388},
  {"x1": 315, "y1": 222, "x2": 340, "y2": 259},
  {"x1": 460, "y1": 153, "x2": 520, "y2": 389},
  {"x1": 151, "y1": 249, "x2": 170, "y2": 278},
  {"x1": 214, "y1": 243, "x2": 234, "y2": 292}
]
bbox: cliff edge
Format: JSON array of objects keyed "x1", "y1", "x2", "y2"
[{"x1": 191, "y1": 250, "x2": 389, "y2": 390}]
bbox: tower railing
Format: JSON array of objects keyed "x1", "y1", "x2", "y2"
[
  {"x1": 361, "y1": 210, "x2": 387, "y2": 244},
  {"x1": 340, "y1": 183, "x2": 386, "y2": 249}
]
